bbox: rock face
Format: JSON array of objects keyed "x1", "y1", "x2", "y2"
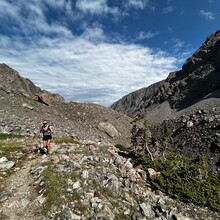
[
  {"x1": 110, "y1": 81, "x2": 163, "y2": 117},
  {"x1": 0, "y1": 64, "x2": 64, "y2": 105},
  {"x1": 0, "y1": 63, "x2": 133, "y2": 147},
  {"x1": 111, "y1": 30, "x2": 220, "y2": 119}
]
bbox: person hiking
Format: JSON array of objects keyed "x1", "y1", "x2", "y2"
[{"x1": 40, "y1": 119, "x2": 53, "y2": 154}]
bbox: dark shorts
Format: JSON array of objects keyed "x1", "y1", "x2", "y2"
[{"x1": 42, "y1": 134, "x2": 52, "y2": 141}]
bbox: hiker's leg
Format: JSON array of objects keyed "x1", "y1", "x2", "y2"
[
  {"x1": 43, "y1": 140, "x2": 47, "y2": 148},
  {"x1": 47, "y1": 139, "x2": 51, "y2": 154},
  {"x1": 42, "y1": 140, "x2": 48, "y2": 153}
]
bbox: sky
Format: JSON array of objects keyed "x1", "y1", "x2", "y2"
[{"x1": 0, "y1": 0, "x2": 219, "y2": 106}]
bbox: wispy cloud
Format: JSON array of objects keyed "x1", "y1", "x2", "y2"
[
  {"x1": 163, "y1": 5, "x2": 175, "y2": 14},
  {"x1": 163, "y1": 37, "x2": 195, "y2": 68},
  {"x1": 75, "y1": 0, "x2": 119, "y2": 17},
  {"x1": 199, "y1": 10, "x2": 215, "y2": 20},
  {"x1": 0, "y1": 0, "x2": 179, "y2": 106},
  {"x1": 168, "y1": 27, "x2": 174, "y2": 33},
  {"x1": 1, "y1": 33, "x2": 178, "y2": 106},
  {"x1": 126, "y1": 0, "x2": 149, "y2": 10},
  {"x1": 137, "y1": 31, "x2": 159, "y2": 40}
]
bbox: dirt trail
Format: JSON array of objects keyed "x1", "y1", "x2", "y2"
[
  {"x1": 0, "y1": 156, "x2": 42, "y2": 220},
  {"x1": 0, "y1": 143, "x2": 59, "y2": 220}
]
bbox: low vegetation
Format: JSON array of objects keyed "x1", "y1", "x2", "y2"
[
  {"x1": 116, "y1": 144, "x2": 220, "y2": 212},
  {"x1": 0, "y1": 133, "x2": 24, "y2": 160},
  {"x1": 0, "y1": 133, "x2": 23, "y2": 140},
  {"x1": 41, "y1": 161, "x2": 88, "y2": 216}
]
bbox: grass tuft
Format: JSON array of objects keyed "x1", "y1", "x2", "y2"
[
  {"x1": 0, "y1": 133, "x2": 23, "y2": 140},
  {"x1": 0, "y1": 142, "x2": 24, "y2": 159}
]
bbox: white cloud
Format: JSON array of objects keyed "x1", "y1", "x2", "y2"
[
  {"x1": 0, "y1": 0, "x2": 179, "y2": 106},
  {"x1": 81, "y1": 26, "x2": 106, "y2": 42},
  {"x1": 1, "y1": 33, "x2": 178, "y2": 106},
  {"x1": 75, "y1": 0, "x2": 119, "y2": 16},
  {"x1": 137, "y1": 31, "x2": 159, "y2": 40},
  {"x1": 163, "y1": 5, "x2": 175, "y2": 14},
  {"x1": 199, "y1": 10, "x2": 215, "y2": 20},
  {"x1": 164, "y1": 38, "x2": 186, "y2": 53},
  {"x1": 127, "y1": 0, "x2": 149, "y2": 10}
]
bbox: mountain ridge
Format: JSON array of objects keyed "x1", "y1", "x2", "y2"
[{"x1": 111, "y1": 30, "x2": 220, "y2": 124}]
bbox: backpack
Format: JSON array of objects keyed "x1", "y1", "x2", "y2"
[{"x1": 41, "y1": 125, "x2": 52, "y2": 136}]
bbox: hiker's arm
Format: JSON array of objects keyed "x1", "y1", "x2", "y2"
[
  {"x1": 50, "y1": 127, "x2": 54, "y2": 133},
  {"x1": 39, "y1": 127, "x2": 43, "y2": 137}
]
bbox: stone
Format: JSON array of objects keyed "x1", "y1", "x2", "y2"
[
  {"x1": 186, "y1": 121, "x2": 194, "y2": 128},
  {"x1": 61, "y1": 207, "x2": 81, "y2": 220},
  {"x1": 175, "y1": 214, "x2": 193, "y2": 220},
  {"x1": 22, "y1": 103, "x2": 34, "y2": 110},
  {"x1": 0, "y1": 192, "x2": 8, "y2": 202},
  {"x1": 147, "y1": 168, "x2": 161, "y2": 177},
  {"x1": 37, "y1": 194, "x2": 46, "y2": 204},
  {"x1": 35, "y1": 93, "x2": 53, "y2": 106},
  {"x1": 81, "y1": 170, "x2": 89, "y2": 179},
  {"x1": 114, "y1": 157, "x2": 124, "y2": 167},
  {"x1": 72, "y1": 181, "x2": 81, "y2": 189},
  {"x1": 0, "y1": 160, "x2": 15, "y2": 170},
  {"x1": 51, "y1": 155, "x2": 60, "y2": 164},
  {"x1": 124, "y1": 159, "x2": 133, "y2": 170},
  {"x1": 98, "y1": 122, "x2": 119, "y2": 138},
  {"x1": 139, "y1": 202, "x2": 155, "y2": 218},
  {"x1": 0, "y1": 157, "x2": 8, "y2": 163},
  {"x1": 138, "y1": 170, "x2": 147, "y2": 181}
]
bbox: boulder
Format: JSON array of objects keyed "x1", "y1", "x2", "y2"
[{"x1": 98, "y1": 122, "x2": 119, "y2": 138}]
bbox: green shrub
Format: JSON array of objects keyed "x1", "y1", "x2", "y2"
[
  {"x1": 124, "y1": 149, "x2": 220, "y2": 212},
  {"x1": 0, "y1": 133, "x2": 23, "y2": 140},
  {"x1": 115, "y1": 144, "x2": 128, "y2": 152}
]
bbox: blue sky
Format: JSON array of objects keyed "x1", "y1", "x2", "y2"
[{"x1": 0, "y1": 0, "x2": 219, "y2": 106}]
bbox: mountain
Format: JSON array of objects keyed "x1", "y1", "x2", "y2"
[
  {"x1": 111, "y1": 31, "x2": 220, "y2": 174},
  {"x1": 111, "y1": 30, "x2": 220, "y2": 124},
  {"x1": 0, "y1": 63, "x2": 133, "y2": 147}
]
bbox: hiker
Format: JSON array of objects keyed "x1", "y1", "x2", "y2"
[{"x1": 40, "y1": 119, "x2": 53, "y2": 154}]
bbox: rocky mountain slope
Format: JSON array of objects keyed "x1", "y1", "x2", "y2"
[
  {"x1": 111, "y1": 30, "x2": 220, "y2": 122},
  {"x1": 111, "y1": 30, "x2": 220, "y2": 174},
  {"x1": 0, "y1": 63, "x2": 133, "y2": 147}
]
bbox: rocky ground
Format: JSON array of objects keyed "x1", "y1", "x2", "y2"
[
  {"x1": 146, "y1": 106, "x2": 220, "y2": 174},
  {"x1": 1, "y1": 136, "x2": 220, "y2": 220}
]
